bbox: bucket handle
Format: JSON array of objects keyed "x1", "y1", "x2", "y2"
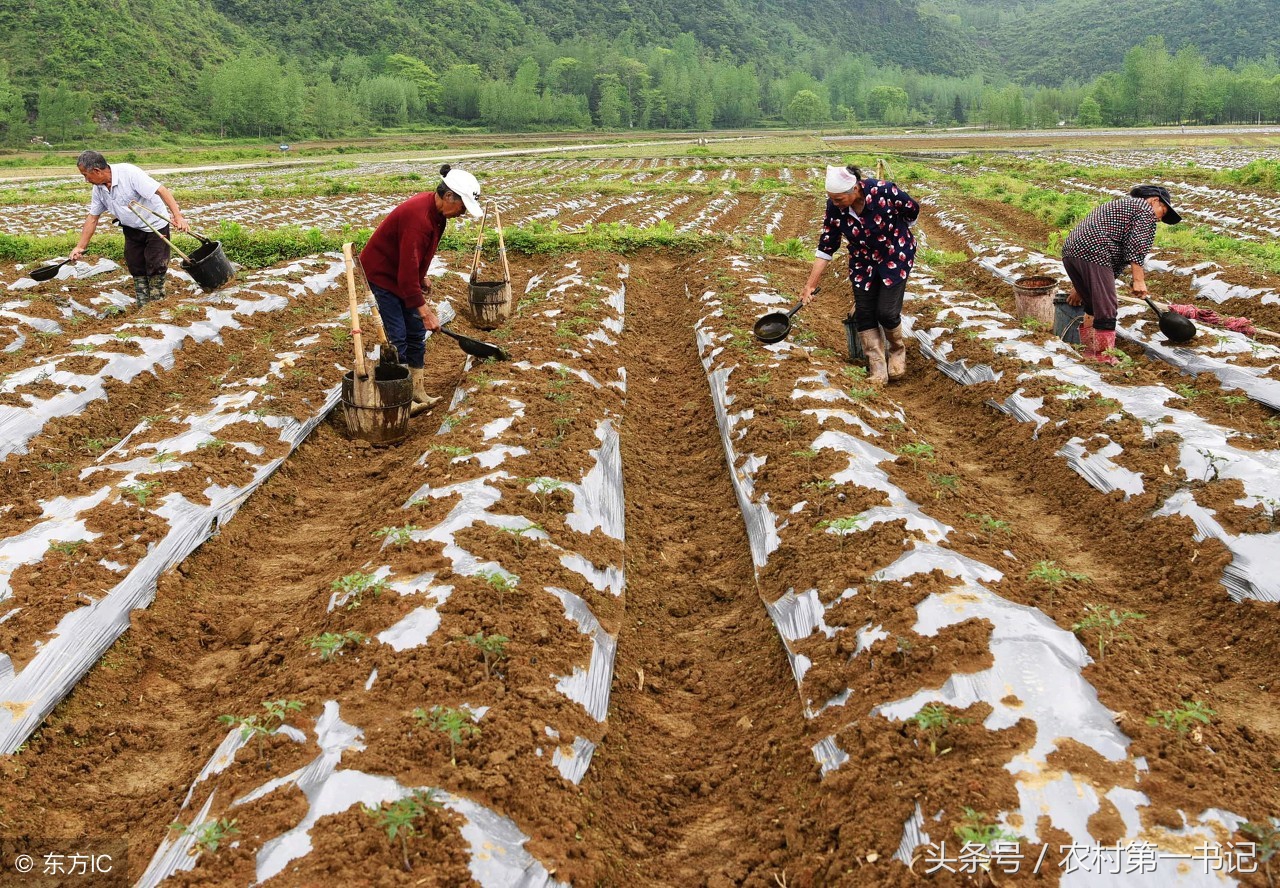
[
  {"x1": 469, "y1": 206, "x2": 487, "y2": 283},
  {"x1": 494, "y1": 207, "x2": 510, "y2": 285}
]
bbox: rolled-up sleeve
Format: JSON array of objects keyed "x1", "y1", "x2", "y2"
[{"x1": 816, "y1": 200, "x2": 841, "y2": 260}]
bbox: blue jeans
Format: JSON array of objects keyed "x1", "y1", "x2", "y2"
[{"x1": 370, "y1": 284, "x2": 425, "y2": 368}]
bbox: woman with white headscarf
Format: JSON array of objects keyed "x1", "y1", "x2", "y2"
[{"x1": 800, "y1": 165, "x2": 919, "y2": 383}]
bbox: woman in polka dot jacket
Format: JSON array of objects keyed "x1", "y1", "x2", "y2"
[{"x1": 801, "y1": 165, "x2": 919, "y2": 384}]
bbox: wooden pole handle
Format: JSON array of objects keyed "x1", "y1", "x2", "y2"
[
  {"x1": 342, "y1": 243, "x2": 368, "y2": 379},
  {"x1": 128, "y1": 201, "x2": 192, "y2": 261},
  {"x1": 470, "y1": 207, "x2": 487, "y2": 282},
  {"x1": 495, "y1": 207, "x2": 511, "y2": 285},
  {"x1": 353, "y1": 256, "x2": 388, "y2": 346}
]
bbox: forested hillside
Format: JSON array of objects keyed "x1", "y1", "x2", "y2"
[{"x1": 0, "y1": 0, "x2": 1277, "y2": 143}]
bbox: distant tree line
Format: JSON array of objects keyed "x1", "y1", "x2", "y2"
[{"x1": 2, "y1": 34, "x2": 1278, "y2": 146}]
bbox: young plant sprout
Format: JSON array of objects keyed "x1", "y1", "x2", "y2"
[
  {"x1": 330, "y1": 571, "x2": 389, "y2": 610},
  {"x1": 1028, "y1": 560, "x2": 1088, "y2": 587},
  {"x1": 777, "y1": 417, "x2": 801, "y2": 442},
  {"x1": 1196, "y1": 448, "x2": 1228, "y2": 483},
  {"x1": 896, "y1": 441, "x2": 935, "y2": 468},
  {"x1": 953, "y1": 808, "x2": 1019, "y2": 872},
  {"x1": 816, "y1": 515, "x2": 864, "y2": 550},
  {"x1": 1220, "y1": 394, "x2": 1248, "y2": 417},
  {"x1": 908, "y1": 703, "x2": 971, "y2": 756},
  {"x1": 122, "y1": 480, "x2": 161, "y2": 507},
  {"x1": 169, "y1": 818, "x2": 239, "y2": 855},
  {"x1": 373, "y1": 524, "x2": 421, "y2": 549},
  {"x1": 462, "y1": 632, "x2": 509, "y2": 679},
  {"x1": 500, "y1": 522, "x2": 544, "y2": 555},
  {"x1": 802, "y1": 479, "x2": 836, "y2": 517},
  {"x1": 414, "y1": 706, "x2": 480, "y2": 766},
  {"x1": 363, "y1": 790, "x2": 443, "y2": 872},
  {"x1": 307, "y1": 631, "x2": 367, "y2": 661},
  {"x1": 478, "y1": 570, "x2": 518, "y2": 609},
  {"x1": 1147, "y1": 700, "x2": 1216, "y2": 736},
  {"x1": 928, "y1": 473, "x2": 959, "y2": 499},
  {"x1": 1238, "y1": 820, "x2": 1279, "y2": 888},
  {"x1": 1071, "y1": 604, "x2": 1145, "y2": 660},
  {"x1": 522, "y1": 476, "x2": 568, "y2": 513},
  {"x1": 791, "y1": 448, "x2": 818, "y2": 460},
  {"x1": 217, "y1": 700, "x2": 304, "y2": 760}
]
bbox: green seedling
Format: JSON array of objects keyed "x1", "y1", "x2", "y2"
[
  {"x1": 908, "y1": 703, "x2": 971, "y2": 756},
  {"x1": 197, "y1": 438, "x2": 227, "y2": 451},
  {"x1": 928, "y1": 473, "x2": 959, "y2": 499},
  {"x1": 1238, "y1": 820, "x2": 1279, "y2": 888},
  {"x1": 114, "y1": 330, "x2": 137, "y2": 340},
  {"x1": 169, "y1": 818, "x2": 239, "y2": 855},
  {"x1": 1197, "y1": 448, "x2": 1229, "y2": 483},
  {"x1": 81, "y1": 436, "x2": 119, "y2": 455},
  {"x1": 777, "y1": 417, "x2": 801, "y2": 442},
  {"x1": 122, "y1": 480, "x2": 161, "y2": 507},
  {"x1": 47, "y1": 539, "x2": 84, "y2": 557},
  {"x1": 373, "y1": 524, "x2": 421, "y2": 550},
  {"x1": 307, "y1": 631, "x2": 366, "y2": 661},
  {"x1": 1175, "y1": 383, "x2": 1203, "y2": 400},
  {"x1": 150, "y1": 449, "x2": 177, "y2": 464},
  {"x1": 1020, "y1": 317, "x2": 1046, "y2": 332},
  {"x1": 841, "y1": 365, "x2": 869, "y2": 380},
  {"x1": 954, "y1": 808, "x2": 1019, "y2": 862},
  {"x1": 791, "y1": 448, "x2": 818, "y2": 460},
  {"x1": 329, "y1": 328, "x2": 351, "y2": 348},
  {"x1": 1147, "y1": 700, "x2": 1216, "y2": 737},
  {"x1": 217, "y1": 699, "x2": 303, "y2": 760},
  {"x1": 813, "y1": 348, "x2": 837, "y2": 359},
  {"x1": 802, "y1": 479, "x2": 836, "y2": 517},
  {"x1": 846, "y1": 385, "x2": 877, "y2": 401},
  {"x1": 227, "y1": 352, "x2": 243, "y2": 366},
  {"x1": 461, "y1": 632, "x2": 509, "y2": 679},
  {"x1": 1095, "y1": 398, "x2": 1121, "y2": 411},
  {"x1": 414, "y1": 706, "x2": 480, "y2": 766},
  {"x1": 817, "y1": 515, "x2": 864, "y2": 550},
  {"x1": 363, "y1": 790, "x2": 444, "y2": 872},
  {"x1": 1029, "y1": 560, "x2": 1089, "y2": 587},
  {"x1": 471, "y1": 371, "x2": 492, "y2": 388},
  {"x1": 440, "y1": 415, "x2": 461, "y2": 432},
  {"x1": 1220, "y1": 394, "x2": 1249, "y2": 417},
  {"x1": 500, "y1": 522, "x2": 543, "y2": 555},
  {"x1": 747, "y1": 371, "x2": 771, "y2": 386},
  {"x1": 1051, "y1": 383, "x2": 1090, "y2": 399},
  {"x1": 478, "y1": 570, "x2": 518, "y2": 609},
  {"x1": 896, "y1": 441, "x2": 935, "y2": 468},
  {"x1": 331, "y1": 571, "x2": 389, "y2": 610},
  {"x1": 39, "y1": 461, "x2": 71, "y2": 477},
  {"x1": 1071, "y1": 604, "x2": 1145, "y2": 660},
  {"x1": 429, "y1": 445, "x2": 472, "y2": 458},
  {"x1": 522, "y1": 477, "x2": 568, "y2": 514},
  {"x1": 966, "y1": 513, "x2": 1011, "y2": 534},
  {"x1": 1104, "y1": 348, "x2": 1134, "y2": 368},
  {"x1": 254, "y1": 332, "x2": 274, "y2": 349},
  {"x1": 73, "y1": 343, "x2": 97, "y2": 353}
]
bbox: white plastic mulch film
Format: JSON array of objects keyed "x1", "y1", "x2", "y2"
[
  {"x1": 693, "y1": 255, "x2": 1248, "y2": 885},
  {"x1": 138, "y1": 260, "x2": 627, "y2": 885},
  {"x1": 925, "y1": 189, "x2": 1280, "y2": 413},
  {"x1": 917, "y1": 197, "x2": 1280, "y2": 604},
  {"x1": 0, "y1": 255, "x2": 376, "y2": 754}
]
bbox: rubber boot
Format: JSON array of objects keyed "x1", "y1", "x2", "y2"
[
  {"x1": 859, "y1": 330, "x2": 889, "y2": 384},
  {"x1": 132, "y1": 276, "x2": 149, "y2": 309},
  {"x1": 885, "y1": 325, "x2": 907, "y2": 381},
  {"x1": 149, "y1": 271, "x2": 167, "y2": 303},
  {"x1": 1092, "y1": 329, "x2": 1120, "y2": 366},
  {"x1": 1079, "y1": 314, "x2": 1098, "y2": 358},
  {"x1": 410, "y1": 367, "x2": 439, "y2": 416}
]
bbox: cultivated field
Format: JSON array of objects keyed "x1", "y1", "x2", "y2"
[{"x1": 0, "y1": 136, "x2": 1277, "y2": 887}]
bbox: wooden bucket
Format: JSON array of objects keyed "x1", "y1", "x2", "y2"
[
  {"x1": 342, "y1": 363, "x2": 412, "y2": 445},
  {"x1": 466, "y1": 206, "x2": 513, "y2": 330}
]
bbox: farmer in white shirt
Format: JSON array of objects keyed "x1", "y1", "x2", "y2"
[{"x1": 69, "y1": 150, "x2": 191, "y2": 308}]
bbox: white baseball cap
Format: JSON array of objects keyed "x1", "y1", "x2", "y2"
[{"x1": 442, "y1": 167, "x2": 483, "y2": 219}]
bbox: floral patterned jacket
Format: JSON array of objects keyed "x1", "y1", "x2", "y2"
[{"x1": 816, "y1": 179, "x2": 919, "y2": 291}]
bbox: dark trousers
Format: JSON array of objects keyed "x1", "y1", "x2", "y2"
[
  {"x1": 852, "y1": 278, "x2": 907, "y2": 333},
  {"x1": 1063, "y1": 255, "x2": 1118, "y2": 331},
  {"x1": 370, "y1": 283, "x2": 426, "y2": 369},
  {"x1": 122, "y1": 224, "x2": 170, "y2": 277}
]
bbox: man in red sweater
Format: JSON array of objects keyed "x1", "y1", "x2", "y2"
[{"x1": 361, "y1": 164, "x2": 482, "y2": 413}]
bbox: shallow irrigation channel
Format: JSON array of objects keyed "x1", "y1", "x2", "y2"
[{"x1": 0, "y1": 247, "x2": 1277, "y2": 887}]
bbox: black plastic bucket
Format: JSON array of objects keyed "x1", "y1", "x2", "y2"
[
  {"x1": 1054, "y1": 293, "x2": 1084, "y2": 344},
  {"x1": 182, "y1": 238, "x2": 236, "y2": 292},
  {"x1": 341, "y1": 362, "x2": 412, "y2": 445},
  {"x1": 843, "y1": 315, "x2": 864, "y2": 361}
]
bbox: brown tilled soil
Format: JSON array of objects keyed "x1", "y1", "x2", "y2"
[{"x1": 0, "y1": 246, "x2": 1276, "y2": 888}]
